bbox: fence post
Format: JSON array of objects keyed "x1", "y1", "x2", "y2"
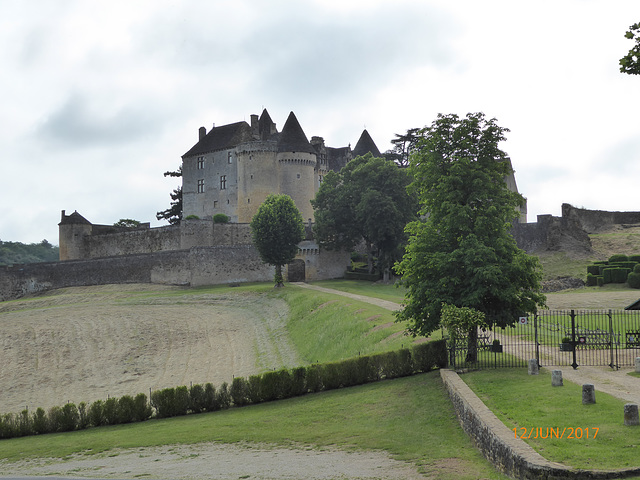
[
  {"x1": 534, "y1": 314, "x2": 540, "y2": 368},
  {"x1": 608, "y1": 310, "x2": 616, "y2": 370},
  {"x1": 571, "y1": 310, "x2": 578, "y2": 370}
]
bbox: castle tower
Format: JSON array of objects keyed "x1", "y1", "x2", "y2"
[
  {"x1": 276, "y1": 112, "x2": 317, "y2": 222},
  {"x1": 352, "y1": 129, "x2": 381, "y2": 158},
  {"x1": 236, "y1": 109, "x2": 279, "y2": 222},
  {"x1": 58, "y1": 210, "x2": 92, "y2": 260}
]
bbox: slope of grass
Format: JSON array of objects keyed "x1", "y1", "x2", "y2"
[
  {"x1": 461, "y1": 368, "x2": 640, "y2": 470},
  {"x1": 0, "y1": 372, "x2": 507, "y2": 479}
]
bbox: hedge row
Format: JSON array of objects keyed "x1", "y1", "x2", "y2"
[
  {"x1": 0, "y1": 340, "x2": 447, "y2": 440},
  {"x1": 586, "y1": 254, "x2": 640, "y2": 288},
  {"x1": 154, "y1": 340, "x2": 446, "y2": 418},
  {"x1": 0, "y1": 393, "x2": 151, "y2": 439}
]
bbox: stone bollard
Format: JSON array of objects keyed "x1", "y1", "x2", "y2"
[
  {"x1": 528, "y1": 359, "x2": 539, "y2": 375},
  {"x1": 624, "y1": 404, "x2": 640, "y2": 426},
  {"x1": 582, "y1": 384, "x2": 596, "y2": 404},
  {"x1": 551, "y1": 370, "x2": 563, "y2": 387},
  {"x1": 636, "y1": 357, "x2": 640, "y2": 374}
]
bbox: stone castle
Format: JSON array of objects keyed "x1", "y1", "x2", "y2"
[
  {"x1": 181, "y1": 108, "x2": 381, "y2": 223},
  {"x1": 3, "y1": 108, "x2": 636, "y2": 301}
]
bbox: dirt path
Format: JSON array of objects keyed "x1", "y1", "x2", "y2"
[{"x1": 292, "y1": 282, "x2": 403, "y2": 311}]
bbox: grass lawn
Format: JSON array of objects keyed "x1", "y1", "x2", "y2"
[
  {"x1": 311, "y1": 278, "x2": 407, "y2": 303},
  {"x1": 0, "y1": 372, "x2": 508, "y2": 480},
  {"x1": 460, "y1": 368, "x2": 640, "y2": 471}
]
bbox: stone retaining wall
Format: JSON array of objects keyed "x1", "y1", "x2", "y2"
[{"x1": 440, "y1": 369, "x2": 640, "y2": 479}]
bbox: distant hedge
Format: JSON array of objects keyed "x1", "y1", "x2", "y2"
[
  {"x1": 586, "y1": 253, "x2": 640, "y2": 288},
  {"x1": 0, "y1": 340, "x2": 447, "y2": 440}
]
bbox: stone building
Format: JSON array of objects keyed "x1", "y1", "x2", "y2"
[{"x1": 181, "y1": 109, "x2": 380, "y2": 223}]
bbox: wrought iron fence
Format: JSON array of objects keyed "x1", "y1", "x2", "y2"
[{"x1": 446, "y1": 309, "x2": 640, "y2": 370}]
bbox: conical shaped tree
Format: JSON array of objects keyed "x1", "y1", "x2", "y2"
[{"x1": 250, "y1": 194, "x2": 305, "y2": 287}]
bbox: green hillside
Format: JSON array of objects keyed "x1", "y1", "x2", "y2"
[{"x1": 0, "y1": 239, "x2": 59, "y2": 265}]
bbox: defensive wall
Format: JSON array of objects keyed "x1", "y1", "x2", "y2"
[
  {"x1": 0, "y1": 214, "x2": 348, "y2": 301},
  {"x1": 3, "y1": 203, "x2": 640, "y2": 302}
]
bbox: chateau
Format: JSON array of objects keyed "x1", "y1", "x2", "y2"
[{"x1": 182, "y1": 109, "x2": 381, "y2": 223}]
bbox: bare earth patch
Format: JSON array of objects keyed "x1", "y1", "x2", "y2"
[
  {"x1": 0, "y1": 284, "x2": 298, "y2": 413},
  {"x1": 0, "y1": 443, "x2": 427, "y2": 480}
]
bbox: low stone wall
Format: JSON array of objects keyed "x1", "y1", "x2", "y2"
[
  {"x1": 0, "y1": 243, "x2": 348, "y2": 301},
  {"x1": 440, "y1": 369, "x2": 640, "y2": 479}
]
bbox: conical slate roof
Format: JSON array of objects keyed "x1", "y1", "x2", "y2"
[
  {"x1": 258, "y1": 108, "x2": 276, "y2": 140},
  {"x1": 277, "y1": 112, "x2": 315, "y2": 154},
  {"x1": 352, "y1": 129, "x2": 381, "y2": 158}
]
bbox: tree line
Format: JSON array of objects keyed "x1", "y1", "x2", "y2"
[{"x1": 0, "y1": 239, "x2": 59, "y2": 266}]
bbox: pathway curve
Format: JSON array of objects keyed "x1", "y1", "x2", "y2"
[
  {"x1": 291, "y1": 282, "x2": 402, "y2": 311},
  {"x1": 293, "y1": 283, "x2": 640, "y2": 404}
]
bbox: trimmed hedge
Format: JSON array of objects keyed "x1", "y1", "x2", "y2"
[
  {"x1": 628, "y1": 272, "x2": 640, "y2": 289},
  {"x1": 0, "y1": 341, "x2": 447, "y2": 440}
]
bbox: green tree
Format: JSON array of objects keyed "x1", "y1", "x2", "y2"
[
  {"x1": 620, "y1": 22, "x2": 640, "y2": 75},
  {"x1": 250, "y1": 194, "x2": 305, "y2": 287},
  {"x1": 312, "y1": 153, "x2": 417, "y2": 278},
  {"x1": 395, "y1": 113, "x2": 545, "y2": 355},
  {"x1": 156, "y1": 166, "x2": 182, "y2": 225},
  {"x1": 113, "y1": 219, "x2": 141, "y2": 228}
]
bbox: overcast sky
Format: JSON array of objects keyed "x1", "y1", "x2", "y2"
[{"x1": 1, "y1": 0, "x2": 638, "y2": 245}]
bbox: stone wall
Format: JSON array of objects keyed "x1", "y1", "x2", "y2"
[
  {"x1": 562, "y1": 204, "x2": 640, "y2": 234},
  {"x1": 0, "y1": 242, "x2": 349, "y2": 301},
  {"x1": 440, "y1": 369, "x2": 640, "y2": 479}
]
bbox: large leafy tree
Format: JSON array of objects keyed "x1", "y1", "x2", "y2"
[
  {"x1": 250, "y1": 194, "x2": 305, "y2": 287},
  {"x1": 620, "y1": 22, "x2": 640, "y2": 75},
  {"x1": 312, "y1": 153, "x2": 417, "y2": 278},
  {"x1": 156, "y1": 167, "x2": 182, "y2": 225},
  {"x1": 395, "y1": 113, "x2": 545, "y2": 350}
]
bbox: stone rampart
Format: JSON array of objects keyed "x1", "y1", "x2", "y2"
[{"x1": 562, "y1": 204, "x2": 640, "y2": 233}]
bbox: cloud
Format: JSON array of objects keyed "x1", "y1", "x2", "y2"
[{"x1": 38, "y1": 93, "x2": 166, "y2": 149}]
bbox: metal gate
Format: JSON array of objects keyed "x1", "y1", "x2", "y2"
[{"x1": 446, "y1": 309, "x2": 640, "y2": 370}]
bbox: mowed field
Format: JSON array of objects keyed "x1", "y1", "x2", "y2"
[{"x1": 0, "y1": 284, "x2": 300, "y2": 414}]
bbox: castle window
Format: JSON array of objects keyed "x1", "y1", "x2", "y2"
[
  {"x1": 197, "y1": 156, "x2": 205, "y2": 169},
  {"x1": 228, "y1": 152, "x2": 233, "y2": 164},
  {"x1": 248, "y1": 198, "x2": 250, "y2": 203},
  {"x1": 297, "y1": 173, "x2": 301, "y2": 179},
  {"x1": 214, "y1": 201, "x2": 218, "y2": 208},
  {"x1": 220, "y1": 175, "x2": 227, "y2": 190},
  {"x1": 197, "y1": 179, "x2": 205, "y2": 193}
]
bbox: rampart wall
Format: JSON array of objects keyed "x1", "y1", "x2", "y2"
[{"x1": 562, "y1": 203, "x2": 640, "y2": 233}]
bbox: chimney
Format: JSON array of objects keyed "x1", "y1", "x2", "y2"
[
  {"x1": 61, "y1": 210, "x2": 66, "y2": 221},
  {"x1": 199, "y1": 126, "x2": 206, "y2": 141},
  {"x1": 251, "y1": 114, "x2": 259, "y2": 136}
]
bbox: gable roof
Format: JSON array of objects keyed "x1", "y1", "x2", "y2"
[
  {"x1": 277, "y1": 111, "x2": 315, "y2": 154},
  {"x1": 182, "y1": 121, "x2": 253, "y2": 157},
  {"x1": 59, "y1": 210, "x2": 91, "y2": 225},
  {"x1": 352, "y1": 129, "x2": 381, "y2": 158},
  {"x1": 258, "y1": 109, "x2": 277, "y2": 140}
]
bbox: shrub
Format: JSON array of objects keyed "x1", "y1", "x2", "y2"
[
  {"x1": 133, "y1": 393, "x2": 152, "y2": 422},
  {"x1": 586, "y1": 264, "x2": 601, "y2": 276},
  {"x1": 629, "y1": 272, "x2": 640, "y2": 289},
  {"x1": 216, "y1": 382, "x2": 231, "y2": 409},
  {"x1": 597, "y1": 276, "x2": 604, "y2": 287},
  {"x1": 103, "y1": 397, "x2": 119, "y2": 425},
  {"x1": 305, "y1": 364, "x2": 323, "y2": 393},
  {"x1": 247, "y1": 375, "x2": 263, "y2": 404},
  {"x1": 290, "y1": 366, "x2": 307, "y2": 396},
  {"x1": 213, "y1": 213, "x2": 230, "y2": 223},
  {"x1": 635, "y1": 264, "x2": 640, "y2": 274},
  {"x1": 32, "y1": 407, "x2": 48, "y2": 434},
  {"x1": 630, "y1": 255, "x2": 640, "y2": 263},
  {"x1": 18, "y1": 409, "x2": 32, "y2": 437},
  {"x1": 117, "y1": 395, "x2": 136, "y2": 424},
  {"x1": 47, "y1": 406, "x2": 63, "y2": 432},
  {"x1": 586, "y1": 273, "x2": 598, "y2": 287},
  {"x1": 88, "y1": 400, "x2": 105, "y2": 427},
  {"x1": 203, "y1": 383, "x2": 217, "y2": 411},
  {"x1": 602, "y1": 267, "x2": 629, "y2": 284},
  {"x1": 609, "y1": 254, "x2": 629, "y2": 263},
  {"x1": 230, "y1": 377, "x2": 249, "y2": 407},
  {"x1": 261, "y1": 369, "x2": 293, "y2": 402},
  {"x1": 379, "y1": 349, "x2": 413, "y2": 379},
  {"x1": 78, "y1": 402, "x2": 89, "y2": 429},
  {"x1": 412, "y1": 340, "x2": 447, "y2": 372},
  {"x1": 189, "y1": 384, "x2": 206, "y2": 413},
  {"x1": 185, "y1": 215, "x2": 200, "y2": 220},
  {"x1": 59, "y1": 403, "x2": 79, "y2": 432},
  {"x1": 320, "y1": 362, "x2": 344, "y2": 390}
]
